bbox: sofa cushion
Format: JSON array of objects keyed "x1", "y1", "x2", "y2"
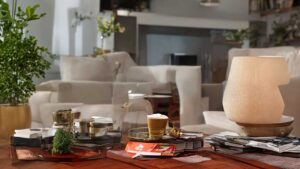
[
  {"x1": 57, "y1": 81, "x2": 113, "y2": 104},
  {"x1": 60, "y1": 56, "x2": 113, "y2": 81},
  {"x1": 126, "y1": 66, "x2": 175, "y2": 93},
  {"x1": 103, "y1": 52, "x2": 136, "y2": 81}
]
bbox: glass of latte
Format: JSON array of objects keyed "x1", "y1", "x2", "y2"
[{"x1": 147, "y1": 114, "x2": 168, "y2": 139}]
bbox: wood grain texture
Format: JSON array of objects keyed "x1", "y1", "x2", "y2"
[
  {"x1": 1, "y1": 144, "x2": 140, "y2": 169},
  {"x1": 107, "y1": 150, "x2": 281, "y2": 169},
  {"x1": 0, "y1": 143, "x2": 280, "y2": 169}
]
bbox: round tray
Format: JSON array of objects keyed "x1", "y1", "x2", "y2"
[{"x1": 127, "y1": 127, "x2": 173, "y2": 142}]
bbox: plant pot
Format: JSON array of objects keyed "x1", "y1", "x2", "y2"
[{"x1": 0, "y1": 104, "x2": 31, "y2": 139}]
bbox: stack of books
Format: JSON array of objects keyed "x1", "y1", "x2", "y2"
[
  {"x1": 125, "y1": 133, "x2": 203, "y2": 158},
  {"x1": 206, "y1": 132, "x2": 300, "y2": 157},
  {"x1": 12, "y1": 128, "x2": 56, "y2": 147}
]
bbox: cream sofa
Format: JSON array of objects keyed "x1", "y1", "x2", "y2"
[
  {"x1": 30, "y1": 52, "x2": 208, "y2": 129},
  {"x1": 200, "y1": 46, "x2": 300, "y2": 136}
]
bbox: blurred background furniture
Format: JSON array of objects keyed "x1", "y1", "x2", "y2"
[{"x1": 30, "y1": 52, "x2": 209, "y2": 130}]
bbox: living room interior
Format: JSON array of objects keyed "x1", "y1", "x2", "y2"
[{"x1": 1, "y1": 0, "x2": 300, "y2": 168}]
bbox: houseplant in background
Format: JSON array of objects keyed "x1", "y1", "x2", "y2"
[
  {"x1": 0, "y1": 0, "x2": 52, "y2": 139},
  {"x1": 95, "y1": 15, "x2": 125, "y2": 56},
  {"x1": 224, "y1": 28, "x2": 252, "y2": 46}
]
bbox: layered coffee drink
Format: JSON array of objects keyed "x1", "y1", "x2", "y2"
[{"x1": 147, "y1": 114, "x2": 168, "y2": 139}]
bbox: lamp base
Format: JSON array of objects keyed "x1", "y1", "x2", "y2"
[{"x1": 236, "y1": 115, "x2": 294, "y2": 137}]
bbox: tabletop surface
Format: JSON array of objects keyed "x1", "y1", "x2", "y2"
[{"x1": 0, "y1": 142, "x2": 280, "y2": 169}]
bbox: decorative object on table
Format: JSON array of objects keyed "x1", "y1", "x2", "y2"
[
  {"x1": 223, "y1": 57, "x2": 290, "y2": 136},
  {"x1": 0, "y1": 0, "x2": 52, "y2": 139},
  {"x1": 89, "y1": 120, "x2": 113, "y2": 138},
  {"x1": 74, "y1": 116, "x2": 118, "y2": 145},
  {"x1": 52, "y1": 128, "x2": 74, "y2": 154},
  {"x1": 96, "y1": 15, "x2": 125, "y2": 56},
  {"x1": 52, "y1": 109, "x2": 80, "y2": 129},
  {"x1": 237, "y1": 115, "x2": 294, "y2": 137},
  {"x1": 75, "y1": 119, "x2": 93, "y2": 137}
]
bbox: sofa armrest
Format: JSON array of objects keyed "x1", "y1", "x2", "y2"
[
  {"x1": 202, "y1": 83, "x2": 224, "y2": 111},
  {"x1": 36, "y1": 80, "x2": 62, "y2": 91},
  {"x1": 54, "y1": 81, "x2": 113, "y2": 104},
  {"x1": 29, "y1": 91, "x2": 52, "y2": 126}
]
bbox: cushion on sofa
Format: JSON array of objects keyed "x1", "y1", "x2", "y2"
[
  {"x1": 103, "y1": 52, "x2": 136, "y2": 81},
  {"x1": 126, "y1": 66, "x2": 175, "y2": 93},
  {"x1": 60, "y1": 56, "x2": 113, "y2": 81},
  {"x1": 57, "y1": 81, "x2": 113, "y2": 104}
]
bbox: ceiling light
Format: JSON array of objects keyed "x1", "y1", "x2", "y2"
[{"x1": 200, "y1": 0, "x2": 220, "y2": 7}]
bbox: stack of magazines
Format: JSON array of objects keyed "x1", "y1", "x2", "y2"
[
  {"x1": 125, "y1": 133, "x2": 204, "y2": 158},
  {"x1": 206, "y1": 132, "x2": 300, "y2": 157}
]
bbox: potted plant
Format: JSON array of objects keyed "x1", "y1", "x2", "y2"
[
  {"x1": 224, "y1": 28, "x2": 252, "y2": 45},
  {"x1": 52, "y1": 128, "x2": 73, "y2": 154},
  {"x1": 0, "y1": 0, "x2": 52, "y2": 139},
  {"x1": 95, "y1": 15, "x2": 125, "y2": 56}
]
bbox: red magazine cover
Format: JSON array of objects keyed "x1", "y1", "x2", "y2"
[{"x1": 125, "y1": 141, "x2": 178, "y2": 157}]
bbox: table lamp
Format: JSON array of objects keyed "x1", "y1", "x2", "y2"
[{"x1": 223, "y1": 56, "x2": 290, "y2": 124}]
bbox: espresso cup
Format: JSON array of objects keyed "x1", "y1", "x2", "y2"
[{"x1": 147, "y1": 114, "x2": 168, "y2": 139}]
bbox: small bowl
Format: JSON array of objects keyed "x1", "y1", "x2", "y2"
[{"x1": 236, "y1": 115, "x2": 294, "y2": 137}]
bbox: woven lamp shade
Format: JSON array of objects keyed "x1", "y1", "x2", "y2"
[{"x1": 223, "y1": 56, "x2": 290, "y2": 124}]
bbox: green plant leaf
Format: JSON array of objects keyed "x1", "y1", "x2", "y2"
[{"x1": 0, "y1": 0, "x2": 52, "y2": 105}]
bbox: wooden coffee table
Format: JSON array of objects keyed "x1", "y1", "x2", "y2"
[
  {"x1": 1, "y1": 143, "x2": 140, "y2": 169},
  {"x1": 1, "y1": 141, "x2": 280, "y2": 169}
]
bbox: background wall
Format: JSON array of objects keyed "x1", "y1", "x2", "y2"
[
  {"x1": 7, "y1": 0, "x2": 100, "y2": 82},
  {"x1": 150, "y1": 0, "x2": 258, "y2": 20},
  {"x1": 8, "y1": 0, "x2": 55, "y2": 53},
  {"x1": 52, "y1": 0, "x2": 99, "y2": 56},
  {"x1": 6, "y1": 0, "x2": 259, "y2": 83}
]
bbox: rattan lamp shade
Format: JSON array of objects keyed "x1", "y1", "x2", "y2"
[{"x1": 223, "y1": 56, "x2": 290, "y2": 124}]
